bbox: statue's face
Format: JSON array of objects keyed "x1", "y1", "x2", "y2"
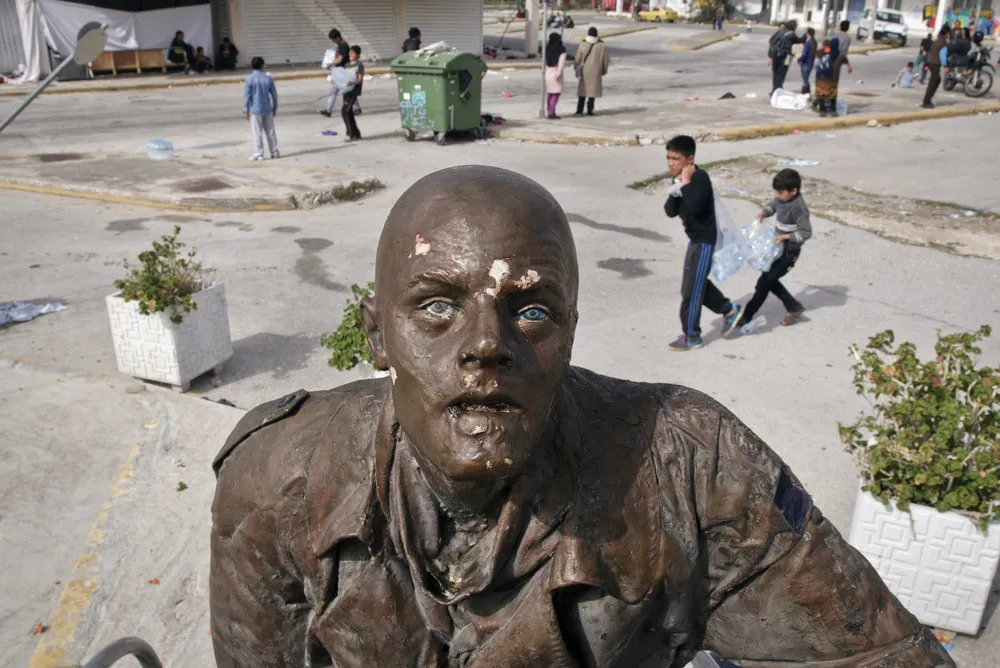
[{"x1": 368, "y1": 168, "x2": 578, "y2": 485}]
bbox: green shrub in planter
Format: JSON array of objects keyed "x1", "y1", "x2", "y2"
[
  {"x1": 114, "y1": 225, "x2": 207, "y2": 325},
  {"x1": 839, "y1": 325, "x2": 1000, "y2": 529},
  {"x1": 321, "y1": 282, "x2": 375, "y2": 371}
]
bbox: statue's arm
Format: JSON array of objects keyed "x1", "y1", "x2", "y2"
[
  {"x1": 694, "y1": 409, "x2": 955, "y2": 667},
  {"x1": 209, "y1": 431, "x2": 312, "y2": 668}
]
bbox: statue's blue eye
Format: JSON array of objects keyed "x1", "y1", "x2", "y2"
[
  {"x1": 517, "y1": 307, "x2": 549, "y2": 322},
  {"x1": 423, "y1": 301, "x2": 458, "y2": 318}
]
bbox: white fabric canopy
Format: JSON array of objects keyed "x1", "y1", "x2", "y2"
[
  {"x1": 14, "y1": 0, "x2": 50, "y2": 82},
  {"x1": 38, "y1": 0, "x2": 212, "y2": 60}
]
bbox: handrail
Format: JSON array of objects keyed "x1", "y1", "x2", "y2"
[{"x1": 82, "y1": 637, "x2": 163, "y2": 668}]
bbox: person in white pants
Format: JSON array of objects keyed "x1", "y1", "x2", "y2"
[{"x1": 243, "y1": 56, "x2": 279, "y2": 161}]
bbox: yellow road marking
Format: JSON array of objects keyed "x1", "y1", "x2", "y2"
[{"x1": 28, "y1": 442, "x2": 141, "y2": 668}]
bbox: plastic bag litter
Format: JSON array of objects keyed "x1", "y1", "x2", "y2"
[
  {"x1": 0, "y1": 301, "x2": 65, "y2": 326},
  {"x1": 711, "y1": 190, "x2": 745, "y2": 282},
  {"x1": 769, "y1": 88, "x2": 810, "y2": 110},
  {"x1": 744, "y1": 222, "x2": 783, "y2": 272},
  {"x1": 776, "y1": 159, "x2": 819, "y2": 167}
]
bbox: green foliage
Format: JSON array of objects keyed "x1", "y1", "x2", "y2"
[
  {"x1": 321, "y1": 282, "x2": 376, "y2": 371},
  {"x1": 839, "y1": 326, "x2": 1000, "y2": 530},
  {"x1": 113, "y1": 226, "x2": 206, "y2": 325}
]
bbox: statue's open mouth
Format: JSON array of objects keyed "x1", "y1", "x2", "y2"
[{"x1": 447, "y1": 396, "x2": 520, "y2": 417}]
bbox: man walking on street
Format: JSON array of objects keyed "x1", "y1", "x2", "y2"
[
  {"x1": 923, "y1": 23, "x2": 951, "y2": 109},
  {"x1": 714, "y1": 3, "x2": 726, "y2": 31}
]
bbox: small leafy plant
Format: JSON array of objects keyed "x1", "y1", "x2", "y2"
[
  {"x1": 114, "y1": 226, "x2": 207, "y2": 325},
  {"x1": 321, "y1": 282, "x2": 375, "y2": 371},
  {"x1": 839, "y1": 326, "x2": 1000, "y2": 530}
]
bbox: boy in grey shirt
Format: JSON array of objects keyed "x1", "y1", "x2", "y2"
[{"x1": 730, "y1": 168, "x2": 811, "y2": 331}]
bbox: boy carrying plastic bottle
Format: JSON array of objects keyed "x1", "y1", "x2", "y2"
[{"x1": 730, "y1": 168, "x2": 811, "y2": 334}]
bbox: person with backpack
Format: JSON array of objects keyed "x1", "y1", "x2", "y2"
[{"x1": 769, "y1": 21, "x2": 801, "y2": 95}]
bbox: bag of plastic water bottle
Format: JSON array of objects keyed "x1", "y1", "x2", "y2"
[
  {"x1": 738, "y1": 315, "x2": 767, "y2": 336},
  {"x1": 744, "y1": 222, "x2": 782, "y2": 272},
  {"x1": 711, "y1": 190, "x2": 745, "y2": 282}
]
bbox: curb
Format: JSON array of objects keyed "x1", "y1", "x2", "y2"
[
  {"x1": 0, "y1": 61, "x2": 542, "y2": 97},
  {"x1": 0, "y1": 180, "x2": 297, "y2": 212},
  {"x1": 571, "y1": 25, "x2": 658, "y2": 41},
  {"x1": 489, "y1": 103, "x2": 1000, "y2": 146},
  {"x1": 667, "y1": 33, "x2": 738, "y2": 51},
  {"x1": 713, "y1": 103, "x2": 1000, "y2": 141}
]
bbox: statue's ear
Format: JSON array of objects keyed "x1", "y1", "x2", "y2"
[{"x1": 359, "y1": 296, "x2": 388, "y2": 370}]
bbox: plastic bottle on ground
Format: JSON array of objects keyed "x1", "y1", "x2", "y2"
[
  {"x1": 146, "y1": 139, "x2": 174, "y2": 160},
  {"x1": 738, "y1": 315, "x2": 767, "y2": 336}
]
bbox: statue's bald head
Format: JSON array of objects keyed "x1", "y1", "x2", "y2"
[{"x1": 374, "y1": 166, "x2": 578, "y2": 311}]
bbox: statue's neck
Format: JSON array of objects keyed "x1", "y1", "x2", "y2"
[{"x1": 407, "y1": 446, "x2": 509, "y2": 521}]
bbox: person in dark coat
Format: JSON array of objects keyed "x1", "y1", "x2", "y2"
[
  {"x1": 402, "y1": 26, "x2": 422, "y2": 52},
  {"x1": 217, "y1": 37, "x2": 239, "y2": 70}
]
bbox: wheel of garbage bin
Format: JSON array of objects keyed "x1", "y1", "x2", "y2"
[
  {"x1": 405, "y1": 128, "x2": 416, "y2": 142},
  {"x1": 83, "y1": 637, "x2": 162, "y2": 668},
  {"x1": 436, "y1": 132, "x2": 448, "y2": 146}
]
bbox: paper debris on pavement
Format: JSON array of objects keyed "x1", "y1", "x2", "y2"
[{"x1": 0, "y1": 301, "x2": 66, "y2": 326}]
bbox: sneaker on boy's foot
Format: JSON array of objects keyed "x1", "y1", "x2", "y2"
[
  {"x1": 721, "y1": 304, "x2": 742, "y2": 337},
  {"x1": 319, "y1": 109, "x2": 332, "y2": 117},
  {"x1": 668, "y1": 335, "x2": 703, "y2": 352},
  {"x1": 781, "y1": 310, "x2": 804, "y2": 326},
  {"x1": 271, "y1": 150, "x2": 280, "y2": 159},
  {"x1": 249, "y1": 154, "x2": 264, "y2": 161}
]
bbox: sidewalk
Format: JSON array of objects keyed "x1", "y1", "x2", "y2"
[{"x1": 0, "y1": 152, "x2": 383, "y2": 211}]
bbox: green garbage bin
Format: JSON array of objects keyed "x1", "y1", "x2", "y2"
[{"x1": 390, "y1": 50, "x2": 488, "y2": 144}]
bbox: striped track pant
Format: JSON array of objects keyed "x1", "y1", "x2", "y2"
[{"x1": 680, "y1": 241, "x2": 733, "y2": 339}]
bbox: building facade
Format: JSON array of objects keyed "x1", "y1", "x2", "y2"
[
  {"x1": 769, "y1": 0, "x2": 993, "y2": 34},
  {"x1": 218, "y1": 0, "x2": 484, "y2": 67}
]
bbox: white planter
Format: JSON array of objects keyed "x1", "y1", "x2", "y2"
[
  {"x1": 849, "y1": 489, "x2": 1000, "y2": 634},
  {"x1": 106, "y1": 284, "x2": 233, "y2": 391}
]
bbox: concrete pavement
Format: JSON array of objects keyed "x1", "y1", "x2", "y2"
[
  {"x1": 1, "y1": 359, "x2": 242, "y2": 668},
  {"x1": 0, "y1": 152, "x2": 383, "y2": 211},
  {"x1": 1, "y1": 17, "x2": 999, "y2": 667}
]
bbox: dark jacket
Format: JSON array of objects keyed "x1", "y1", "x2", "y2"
[
  {"x1": 928, "y1": 34, "x2": 950, "y2": 66},
  {"x1": 665, "y1": 167, "x2": 717, "y2": 244},
  {"x1": 402, "y1": 37, "x2": 421, "y2": 52},
  {"x1": 209, "y1": 372, "x2": 955, "y2": 667}
]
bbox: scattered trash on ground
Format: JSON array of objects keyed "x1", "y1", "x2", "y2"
[
  {"x1": 501, "y1": 91, "x2": 515, "y2": 98},
  {"x1": 177, "y1": 482, "x2": 188, "y2": 492},
  {"x1": 719, "y1": 92, "x2": 735, "y2": 99},
  {"x1": 322, "y1": 130, "x2": 338, "y2": 136},
  {"x1": 683, "y1": 96, "x2": 699, "y2": 102},
  {"x1": 825, "y1": 134, "x2": 837, "y2": 138},
  {"x1": 933, "y1": 630, "x2": 953, "y2": 653},
  {"x1": 202, "y1": 397, "x2": 236, "y2": 407},
  {"x1": 379, "y1": 73, "x2": 395, "y2": 80},
  {"x1": 478, "y1": 139, "x2": 495, "y2": 146},
  {"x1": 793, "y1": 129, "x2": 802, "y2": 135},
  {"x1": 745, "y1": 92, "x2": 758, "y2": 98},
  {"x1": 149, "y1": 578, "x2": 160, "y2": 585},
  {"x1": 776, "y1": 159, "x2": 820, "y2": 167},
  {"x1": 362, "y1": 75, "x2": 373, "y2": 81},
  {"x1": 486, "y1": 70, "x2": 500, "y2": 76},
  {"x1": 480, "y1": 113, "x2": 506, "y2": 126},
  {"x1": 0, "y1": 301, "x2": 66, "y2": 327},
  {"x1": 856, "y1": 80, "x2": 864, "y2": 84},
  {"x1": 729, "y1": 188, "x2": 745, "y2": 194},
  {"x1": 964, "y1": 211, "x2": 976, "y2": 217}
]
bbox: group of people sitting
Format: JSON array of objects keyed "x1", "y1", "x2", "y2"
[{"x1": 167, "y1": 30, "x2": 239, "y2": 74}]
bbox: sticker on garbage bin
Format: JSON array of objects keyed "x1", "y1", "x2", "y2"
[
  {"x1": 403, "y1": 92, "x2": 411, "y2": 101},
  {"x1": 415, "y1": 84, "x2": 422, "y2": 90},
  {"x1": 412, "y1": 90, "x2": 427, "y2": 105}
]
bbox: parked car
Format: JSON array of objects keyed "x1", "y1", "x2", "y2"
[
  {"x1": 857, "y1": 8, "x2": 908, "y2": 47},
  {"x1": 637, "y1": 7, "x2": 678, "y2": 22}
]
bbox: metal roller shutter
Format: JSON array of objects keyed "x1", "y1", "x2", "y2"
[
  {"x1": 0, "y1": 0, "x2": 27, "y2": 74},
  {"x1": 404, "y1": 0, "x2": 483, "y2": 55},
  {"x1": 242, "y1": 0, "x2": 395, "y2": 66},
  {"x1": 212, "y1": 0, "x2": 232, "y2": 43}
]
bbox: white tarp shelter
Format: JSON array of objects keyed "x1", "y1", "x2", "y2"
[{"x1": 0, "y1": 0, "x2": 211, "y2": 82}]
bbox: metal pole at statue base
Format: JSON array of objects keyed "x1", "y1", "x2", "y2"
[{"x1": 0, "y1": 22, "x2": 107, "y2": 135}]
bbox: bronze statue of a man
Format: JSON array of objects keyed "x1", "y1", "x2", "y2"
[{"x1": 210, "y1": 167, "x2": 954, "y2": 667}]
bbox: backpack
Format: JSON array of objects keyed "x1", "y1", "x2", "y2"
[{"x1": 768, "y1": 29, "x2": 786, "y2": 59}]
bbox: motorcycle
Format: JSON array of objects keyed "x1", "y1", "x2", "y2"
[{"x1": 943, "y1": 46, "x2": 994, "y2": 97}]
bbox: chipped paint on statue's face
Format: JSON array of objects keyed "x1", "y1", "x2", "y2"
[{"x1": 373, "y1": 174, "x2": 577, "y2": 488}]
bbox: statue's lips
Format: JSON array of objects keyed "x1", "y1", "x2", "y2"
[{"x1": 446, "y1": 396, "x2": 521, "y2": 418}]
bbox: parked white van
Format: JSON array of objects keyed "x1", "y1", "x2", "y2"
[{"x1": 857, "y1": 8, "x2": 909, "y2": 47}]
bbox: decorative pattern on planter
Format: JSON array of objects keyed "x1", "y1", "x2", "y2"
[
  {"x1": 849, "y1": 489, "x2": 1000, "y2": 634},
  {"x1": 107, "y1": 284, "x2": 233, "y2": 390}
]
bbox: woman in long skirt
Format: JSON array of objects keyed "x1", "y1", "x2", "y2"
[{"x1": 813, "y1": 40, "x2": 839, "y2": 117}]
